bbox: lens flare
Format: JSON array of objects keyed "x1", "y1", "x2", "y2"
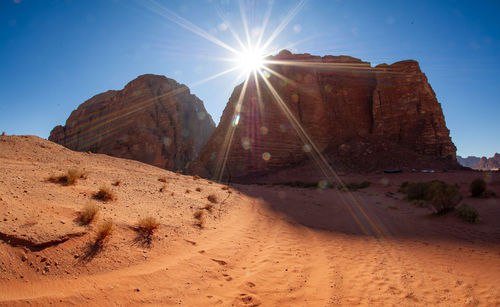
[
  {"x1": 142, "y1": 0, "x2": 398, "y2": 241},
  {"x1": 237, "y1": 48, "x2": 266, "y2": 74}
]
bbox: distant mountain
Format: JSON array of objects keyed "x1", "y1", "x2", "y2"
[
  {"x1": 477, "y1": 153, "x2": 500, "y2": 170},
  {"x1": 457, "y1": 155, "x2": 481, "y2": 168},
  {"x1": 457, "y1": 153, "x2": 500, "y2": 170}
]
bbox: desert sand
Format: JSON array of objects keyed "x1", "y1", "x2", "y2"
[{"x1": 0, "y1": 135, "x2": 499, "y2": 306}]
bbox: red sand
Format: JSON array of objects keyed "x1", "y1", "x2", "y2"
[{"x1": 0, "y1": 135, "x2": 499, "y2": 306}]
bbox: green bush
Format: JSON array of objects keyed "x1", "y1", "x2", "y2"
[
  {"x1": 358, "y1": 181, "x2": 371, "y2": 189},
  {"x1": 456, "y1": 204, "x2": 479, "y2": 223},
  {"x1": 400, "y1": 180, "x2": 462, "y2": 214},
  {"x1": 426, "y1": 181, "x2": 462, "y2": 214},
  {"x1": 273, "y1": 181, "x2": 333, "y2": 189},
  {"x1": 405, "y1": 182, "x2": 432, "y2": 200},
  {"x1": 339, "y1": 181, "x2": 371, "y2": 191},
  {"x1": 470, "y1": 179, "x2": 486, "y2": 197}
]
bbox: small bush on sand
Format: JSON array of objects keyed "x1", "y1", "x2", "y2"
[
  {"x1": 204, "y1": 203, "x2": 214, "y2": 213},
  {"x1": 193, "y1": 210, "x2": 204, "y2": 227},
  {"x1": 95, "y1": 221, "x2": 113, "y2": 244},
  {"x1": 49, "y1": 169, "x2": 87, "y2": 186},
  {"x1": 400, "y1": 180, "x2": 462, "y2": 214},
  {"x1": 426, "y1": 181, "x2": 462, "y2": 214},
  {"x1": 470, "y1": 178, "x2": 486, "y2": 197},
  {"x1": 158, "y1": 176, "x2": 167, "y2": 183},
  {"x1": 275, "y1": 181, "x2": 319, "y2": 189},
  {"x1": 338, "y1": 181, "x2": 371, "y2": 191},
  {"x1": 196, "y1": 187, "x2": 202, "y2": 192},
  {"x1": 79, "y1": 203, "x2": 99, "y2": 225},
  {"x1": 402, "y1": 182, "x2": 432, "y2": 200},
  {"x1": 94, "y1": 186, "x2": 116, "y2": 201},
  {"x1": 137, "y1": 216, "x2": 160, "y2": 236},
  {"x1": 207, "y1": 194, "x2": 218, "y2": 203},
  {"x1": 456, "y1": 204, "x2": 480, "y2": 223}
]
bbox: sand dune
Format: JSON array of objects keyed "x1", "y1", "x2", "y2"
[{"x1": 0, "y1": 135, "x2": 499, "y2": 306}]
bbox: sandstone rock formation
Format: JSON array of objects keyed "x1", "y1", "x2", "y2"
[
  {"x1": 194, "y1": 50, "x2": 458, "y2": 181},
  {"x1": 50, "y1": 74, "x2": 215, "y2": 171},
  {"x1": 457, "y1": 155, "x2": 481, "y2": 168},
  {"x1": 457, "y1": 154, "x2": 500, "y2": 170},
  {"x1": 477, "y1": 153, "x2": 500, "y2": 170}
]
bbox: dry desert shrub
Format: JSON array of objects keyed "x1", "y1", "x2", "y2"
[
  {"x1": 470, "y1": 178, "x2": 486, "y2": 197},
  {"x1": 203, "y1": 203, "x2": 214, "y2": 213},
  {"x1": 400, "y1": 180, "x2": 462, "y2": 214},
  {"x1": 137, "y1": 216, "x2": 160, "y2": 236},
  {"x1": 207, "y1": 194, "x2": 218, "y2": 203},
  {"x1": 79, "y1": 203, "x2": 99, "y2": 225},
  {"x1": 95, "y1": 221, "x2": 113, "y2": 244},
  {"x1": 426, "y1": 181, "x2": 462, "y2": 214},
  {"x1": 49, "y1": 168, "x2": 87, "y2": 186},
  {"x1": 456, "y1": 204, "x2": 480, "y2": 223},
  {"x1": 185, "y1": 189, "x2": 191, "y2": 194},
  {"x1": 196, "y1": 187, "x2": 202, "y2": 192},
  {"x1": 338, "y1": 181, "x2": 370, "y2": 191},
  {"x1": 194, "y1": 209, "x2": 204, "y2": 227},
  {"x1": 94, "y1": 186, "x2": 116, "y2": 201}
]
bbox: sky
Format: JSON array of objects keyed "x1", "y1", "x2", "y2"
[{"x1": 1, "y1": 0, "x2": 499, "y2": 158}]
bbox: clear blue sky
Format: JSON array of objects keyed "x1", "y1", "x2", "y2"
[{"x1": 1, "y1": 0, "x2": 499, "y2": 157}]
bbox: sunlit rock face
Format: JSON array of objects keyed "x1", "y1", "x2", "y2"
[
  {"x1": 194, "y1": 50, "x2": 458, "y2": 181},
  {"x1": 49, "y1": 74, "x2": 215, "y2": 171},
  {"x1": 476, "y1": 153, "x2": 500, "y2": 170}
]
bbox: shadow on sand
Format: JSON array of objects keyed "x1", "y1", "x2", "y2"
[
  {"x1": 78, "y1": 240, "x2": 106, "y2": 263},
  {"x1": 231, "y1": 182, "x2": 500, "y2": 245}
]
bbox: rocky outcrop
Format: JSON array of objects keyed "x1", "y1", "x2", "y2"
[
  {"x1": 457, "y1": 155, "x2": 481, "y2": 168},
  {"x1": 49, "y1": 74, "x2": 215, "y2": 171},
  {"x1": 457, "y1": 154, "x2": 500, "y2": 170},
  {"x1": 194, "y1": 50, "x2": 458, "y2": 181},
  {"x1": 477, "y1": 153, "x2": 500, "y2": 170}
]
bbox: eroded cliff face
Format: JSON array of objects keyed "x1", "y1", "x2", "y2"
[
  {"x1": 49, "y1": 74, "x2": 215, "y2": 171},
  {"x1": 194, "y1": 50, "x2": 458, "y2": 181},
  {"x1": 477, "y1": 154, "x2": 500, "y2": 170}
]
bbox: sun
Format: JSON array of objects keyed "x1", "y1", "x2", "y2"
[{"x1": 236, "y1": 47, "x2": 266, "y2": 74}]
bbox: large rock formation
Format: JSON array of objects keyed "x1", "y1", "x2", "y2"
[
  {"x1": 457, "y1": 155, "x2": 481, "y2": 168},
  {"x1": 49, "y1": 74, "x2": 215, "y2": 171},
  {"x1": 477, "y1": 153, "x2": 500, "y2": 170},
  {"x1": 457, "y1": 154, "x2": 500, "y2": 170},
  {"x1": 194, "y1": 50, "x2": 458, "y2": 181}
]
